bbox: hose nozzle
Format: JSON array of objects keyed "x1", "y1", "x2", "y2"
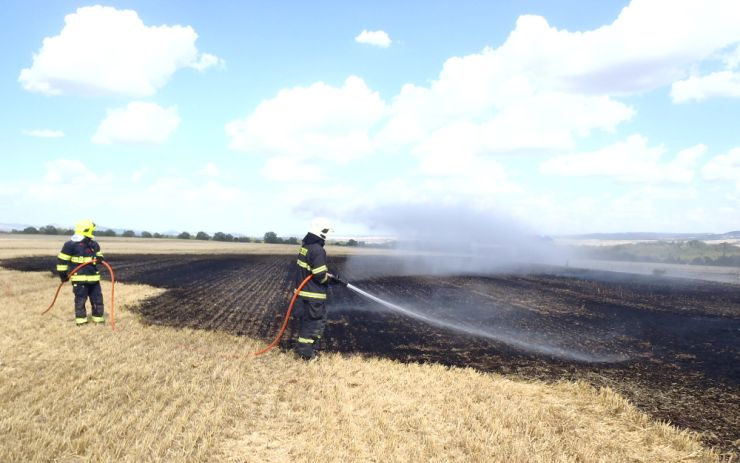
[{"x1": 327, "y1": 273, "x2": 348, "y2": 287}]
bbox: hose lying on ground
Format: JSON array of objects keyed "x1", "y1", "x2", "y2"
[
  {"x1": 253, "y1": 274, "x2": 313, "y2": 356},
  {"x1": 42, "y1": 260, "x2": 117, "y2": 330}
]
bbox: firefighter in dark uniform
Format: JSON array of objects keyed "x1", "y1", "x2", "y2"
[
  {"x1": 56, "y1": 220, "x2": 106, "y2": 325},
  {"x1": 294, "y1": 218, "x2": 344, "y2": 360}
]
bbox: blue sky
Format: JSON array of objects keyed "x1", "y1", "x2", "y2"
[{"x1": 1, "y1": 0, "x2": 739, "y2": 237}]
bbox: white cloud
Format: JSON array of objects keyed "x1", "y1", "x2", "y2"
[
  {"x1": 376, "y1": 0, "x2": 740, "y2": 142},
  {"x1": 27, "y1": 159, "x2": 113, "y2": 203},
  {"x1": 378, "y1": 74, "x2": 635, "y2": 155},
  {"x1": 261, "y1": 157, "x2": 324, "y2": 182},
  {"x1": 92, "y1": 102, "x2": 180, "y2": 145},
  {"x1": 200, "y1": 162, "x2": 220, "y2": 177},
  {"x1": 43, "y1": 159, "x2": 109, "y2": 185},
  {"x1": 725, "y1": 44, "x2": 740, "y2": 69},
  {"x1": 671, "y1": 71, "x2": 740, "y2": 102},
  {"x1": 226, "y1": 0, "x2": 740, "y2": 178},
  {"x1": 412, "y1": 123, "x2": 483, "y2": 175},
  {"x1": 143, "y1": 178, "x2": 239, "y2": 204},
  {"x1": 506, "y1": 184, "x2": 711, "y2": 234},
  {"x1": 605, "y1": 186, "x2": 699, "y2": 230},
  {"x1": 22, "y1": 129, "x2": 64, "y2": 138},
  {"x1": 702, "y1": 148, "x2": 740, "y2": 188},
  {"x1": 494, "y1": 1, "x2": 740, "y2": 94},
  {"x1": 0, "y1": 158, "x2": 247, "y2": 233},
  {"x1": 191, "y1": 53, "x2": 224, "y2": 72},
  {"x1": 103, "y1": 176, "x2": 245, "y2": 233},
  {"x1": 540, "y1": 135, "x2": 707, "y2": 184},
  {"x1": 18, "y1": 5, "x2": 221, "y2": 97},
  {"x1": 479, "y1": 92, "x2": 632, "y2": 152},
  {"x1": 131, "y1": 167, "x2": 150, "y2": 182},
  {"x1": 409, "y1": 123, "x2": 519, "y2": 195},
  {"x1": 355, "y1": 30, "x2": 392, "y2": 48},
  {"x1": 226, "y1": 76, "x2": 387, "y2": 163},
  {"x1": 670, "y1": 34, "x2": 740, "y2": 103}
]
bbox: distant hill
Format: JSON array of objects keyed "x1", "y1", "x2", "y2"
[
  {"x1": 0, "y1": 223, "x2": 32, "y2": 231},
  {"x1": 561, "y1": 231, "x2": 740, "y2": 241}
]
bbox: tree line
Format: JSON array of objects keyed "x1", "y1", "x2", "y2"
[
  {"x1": 8, "y1": 225, "x2": 389, "y2": 247},
  {"x1": 10, "y1": 225, "x2": 256, "y2": 242},
  {"x1": 578, "y1": 240, "x2": 740, "y2": 268}
]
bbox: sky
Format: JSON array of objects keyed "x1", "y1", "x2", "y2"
[{"x1": 1, "y1": 0, "x2": 739, "y2": 237}]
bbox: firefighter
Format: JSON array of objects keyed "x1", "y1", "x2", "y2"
[
  {"x1": 293, "y1": 218, "x2": 344, "y2": 360},
  {"x1": 56, "y1": 220, "x2": 106, "y2": 325}
]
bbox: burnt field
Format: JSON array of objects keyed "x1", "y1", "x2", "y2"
[{"x1": 3, "y1": 253, "x2": 739, "y2": 453}]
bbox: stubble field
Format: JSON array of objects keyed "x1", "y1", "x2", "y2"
[{"x1": 0, "y1": 235, "x2": 736, "y2": 461}]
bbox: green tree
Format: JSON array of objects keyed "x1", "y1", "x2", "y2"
[
  {"x1": 347, "y1": 239, "x2": 358, "y2": 247},
  {"x1": 141, "y1": 231, "x2": 153, "y2": 238},
  {"x1": 99, "y1": 229, "x2": 117, "y2": 237},
  {"x1": 213, "y1": 232, "x2": 234, "y2": 241},
  {"x1": 22, "y1": 226, "x2": 39, "y2": 234},
  {"x1": 235, "y1": 236, "x2": 252, "y2": 243},
  {"x1": 39, "y1": 225, "x2": 59, "y2": 235},
  {"x1": 263, "y1": 231, "x2": 279, "y2": 244},
  {"x1": 177, "y1": 231, "x2": 191, "y2": 240},
  {"x1": 686, "y1": 240, "x2": 707, "y2": 250},
  {"x1": 286, "y1": 237, "x2": 298, "y2": 245},
  {"x1": 122, "y1": 230, "x2": 136, "y2": 237},
  {"x1": 153, "y1": 233, "x2": 163, "y2": 238},
  {"x1": 195, "y1": 231, "x2": 211, "y2": 240}
]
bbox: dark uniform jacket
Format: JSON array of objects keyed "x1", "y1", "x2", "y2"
[
  {"x1": 57, "y1": 238, "x2": 105, "y2": 282},
  {"x1": 295, "y1": 233, "x2": 329, "y2": 299}
]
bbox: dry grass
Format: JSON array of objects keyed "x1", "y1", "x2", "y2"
[{"x1": 0, "y1": 242, "x2": 726, "y2": 462}]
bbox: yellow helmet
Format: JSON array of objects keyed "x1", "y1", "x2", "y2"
[{"x1": 74, "y1": 219, "x2": 96, "y2": 238}]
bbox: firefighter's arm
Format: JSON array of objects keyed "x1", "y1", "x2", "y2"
[
  {"x1": 309, "y1": 248, "x2": 330, "y2": 284},
  {"x1": 93, "y1": 241, "x2": 105, "y2": 262},
  {"x1": 56, "y1": 243, "x2": 72, "y2": 281}
]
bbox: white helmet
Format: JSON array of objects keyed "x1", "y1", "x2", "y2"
[{"x1": 309, "y1": 218, "x2": 333, "y2": 240}]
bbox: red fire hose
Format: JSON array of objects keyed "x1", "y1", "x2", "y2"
[
  {"x1": 43, "y1": 260, "x2": 117, "y2": 330},
  {"x1": 253, "y1": 274, "x2": 313, "y2": 356}
]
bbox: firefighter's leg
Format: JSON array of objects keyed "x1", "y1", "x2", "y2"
[
  {"x1": 89, "y1": 282, "x2": 105, "y2": 323},
  {"x1": 283, "y1": 298, "x2": 304, "y2": 349},
  {"x1": 296, "y1": 300, "x2": 326, "y2": 359},
  {"x1": 309, "y1": 300, "x2": 328, "y2": 351},
  {"x1": 72, "y1": 283, "x2": 89, "y2": 325},
  {"x1": 296, "y1": 300, "x2": 315, "y2": 359}
]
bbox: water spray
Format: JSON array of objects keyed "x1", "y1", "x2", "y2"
[{"x1": 334, "y1": 274, "x2": 626, "y2": 363}]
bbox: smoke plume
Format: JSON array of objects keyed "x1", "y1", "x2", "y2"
[{"x1": 344, "y1": 202, "x2": 572, "y2": 278}]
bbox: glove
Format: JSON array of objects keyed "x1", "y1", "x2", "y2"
[
  {"x1": 328, "y1": 273, "x2": 348, "y2": 287},
  {"x1": 59, "y1": 272, "x2": 68, "y2": 282}
]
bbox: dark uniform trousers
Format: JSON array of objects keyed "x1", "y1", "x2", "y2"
[
  {"x1": 73, "y1": 282, "x2": 105, "y2": 319},
  {"x1": 296, "y1": 299, "x2": 327, "y2": 358}
]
